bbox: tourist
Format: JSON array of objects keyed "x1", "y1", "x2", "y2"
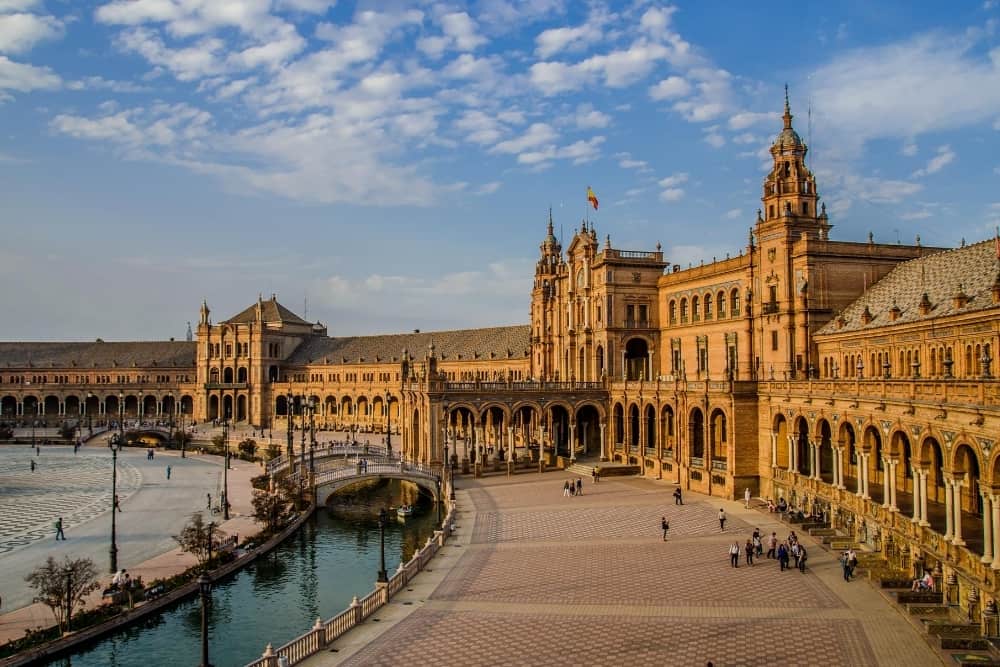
[
  {"x1": 798, "y1": 545, "x2": 808, "y2": 573},
  {"x1": 847, "y1": 548, "x2": 858, "y2": 578},
  {"x1": 166, "y1": 465, "x2": 171, "y2": 480},
  {"x1": 745, "y1": 539, "x2": 755, "y2": 566},
  {"x1": 840, "y1": 551, "x2": 852, "y2": 581},
  {"x1": 766, "y1": 498, "x2": 776, "y2": 512},
  {"x1": 753, "y1": 531, "x2": 763, "y2": 557},
  {"x1": 744, "y1": 487, "x2": 752, "y2": 508},
  {"x1": 912, "y1": 570, "x2": 934, "y2": 591},
  {"x1": 30, "y1": 459, "x2": 35, "y2": 472},
  {"x1": 718, "y1": 508, "x2": 726, "y2": 531},
  {"x1": 777, "y1": 542, "x2": 789, "y2": 571},
  {"x1": 592, "y1": 467, "x2": 599, "y2": 483},
  {"x1": 563, "y1": 480, "x2": 571, "y2": 497},
  {"x1": 729, "y1": 542, "x2": 740, "y2": 568},
  {"x1": 114, "y1": 494, "x2": 121, "y2": 512},
  {"x1": 776, "y1": 497, "x2": 788, "y2": 513},
  {"x1": 54, "y1": 517, "x2": 65, "y2": 541},
  {"x1": 673, "y1": 487, "x2": 683, "y2": 505},
  {"x1": 791, "y1": 542, "x2": 801, "y2": 569},
  {"x1": 575, "y1": 478, "x2": 582, "y2": 496},
  {"x1": 661, "y1": 516, "x2": 669, "y2": 541},
  {"x1": 766, "y1": 532, "x2": 778, "y2": 559},
  {"x1": 207, "y1": 493, "x2": 212, "y2": 509}
]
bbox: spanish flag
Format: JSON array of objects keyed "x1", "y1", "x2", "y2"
[{"x1": 587, "y1": 186, "x2": 599, "y2": 211}]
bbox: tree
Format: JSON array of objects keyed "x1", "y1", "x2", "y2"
[
  {"x1": 58, "y1": 422, "x2": 76, "y2": 443},
  {"x1": 238, "y1": 438, "x2": 257, "y2": 461},
  {"x1": 251, "y1": 488, "x2": 294, "y2": 534},
  {"x1": 25, "y1": 556, "x2": 100, "y2": 633},
  {"x1": 173, "y1": 513, "x2": 226, "y2": 566},
  {"x1": 172, "y1": 429, "x2": 192, "y2": 450}
]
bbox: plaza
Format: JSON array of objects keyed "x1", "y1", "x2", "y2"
[{"x1": 300, "y1": 472, "x2": 944, "y2": 667}]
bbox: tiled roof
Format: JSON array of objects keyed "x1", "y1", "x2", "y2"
[
  {"x1": 817, "y1": 239, "x2": 1000, "y2": 335},
  {"x1": 224, "y1": 298, "x2": 311, "y2": 326},
  {"x1": 287, "y1": 325, "x2": 531, "y2": 365},
  {"x1": 0, "y1": 341, "x2": 196, "y2": 369}
]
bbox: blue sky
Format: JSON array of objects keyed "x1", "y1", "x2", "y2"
[{"x1": 2, "y1": 0, "x2": 999, "y2": 341}]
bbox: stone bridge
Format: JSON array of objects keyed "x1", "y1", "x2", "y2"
[
  {"x1": 267, "y1": 443, "x2": 393, "y2": 475},
  {"x1": 308, "y1": 461, "x2": 445, "y2": 506}
]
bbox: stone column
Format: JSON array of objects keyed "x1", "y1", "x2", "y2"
[
  {"x1": 911, "y1": 466, "x2": 921, "y2": 523},
  {"x1": 599, "y1": 422, "x2": 606, "y2": 461},
  {"x1": 983, "y1": 492, "x2": 994, "y2": 564},
  {"x1": 953, "y1": 478, "x2": 965, "y2": 546},
  {"x1": 889, "y1": 460, "x2": 899, "y2": 511},
  {"x1": 835, "y1": 448, "x2": 844, "y2": 488},
  {"x1": 507, "y1": 426, "x2": 514, "y2": 461},
  {"x1": 944, "y1": 480, "x2": 954, "y2": 541},
  {"x1": 856, "y1": 453, "x2": 865, "y2": 496},
  {"x1": 862, "y1": 454, "x2": 870, "y2": 499},
  {"x1": 59, "y1": 401, "x2": 65, "y2": 416},
  {"x1": 991, "y1": 495, "x2": 1000, "y2": 570},
  {"x1": 569, "y1": 422, "x2": 576, "y2": 462},
  {"x1": 770, "y1": 433, "x2": 777, "y2": 468},
  {"x1": 919, "y1": 471, "x2": 930, "y2": 526},
  {"x1": 788, "y1": 436, "x2": 796, "y2": 472},
  {"x1": 882, "y1": 458, "x2": 891, "y2": 508}
]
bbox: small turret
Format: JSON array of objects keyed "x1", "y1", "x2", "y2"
[{"x1": 199, "y1": 299, "x2": 210, "y2": 325}]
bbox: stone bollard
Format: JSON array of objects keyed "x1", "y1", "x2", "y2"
[
  {"x1": 435, "y1": 529, "x2": 444, "y2": 547},
  {"x1": 313, "y1": 617, "x2": 326, "y2": 650},
  {"x1": 350, "y1": 595, "x2": 362, "y2": 625}
]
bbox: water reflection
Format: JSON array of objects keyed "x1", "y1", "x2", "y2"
[{"x1": 48, "y1": 481, "x2": 438, "y2": 667}]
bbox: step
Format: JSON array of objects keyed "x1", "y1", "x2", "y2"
[
  {"x1": 926, "y1": 622, "x2": 980, "y2": 638},
  {"x1": 809, "y1": 527, "x2": 837, "y2": 537},
  {"x1": 953, "y1": 656, "x2": 1000, "y2": 667},
  {"x1": 906, "y1": 604, "x2": 952, "y2": 620},
  {"x1": 897, "y1": 590, "x2": 944, "y2": 604},
  {"x1": 940, "y1": 636, "x2": 993, "y2": 651}
]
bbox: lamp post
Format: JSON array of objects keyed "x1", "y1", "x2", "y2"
[
  {"x1": 376, "y1": 507, "x2": 388, "y2": 583},
  {"x1": 179, "y1": 403, "x2": 187, "y2": 458},
  {"x1": 198, "y1": 573, "x2": 212, "y2": 667},
  {"x1": 118, "y1": 391, "x2": 125, "y2": 446},
  {"x1": 86, "y1": 392, "x2": 93, "y2": 436},
  {"x1": 299, "y1": 397, "x2": 306, "y2": 474},
  {"x1": 384, "y1": 391, "x2": 392, "y2": 456},
  {"x1": 222, "y1": 419, "x2": 230, "y2": 520},
  {"x1": 167, "y1": 397, "x2": 175, "y2": 451},
  {"x1": 137, "y1": 389, "x2": 143, "y2": 427},
  {"x1": 308, "y1": 395, "x2": 317, "y2": 473},
  {"x1": 109, "y1": 434, "x2": 122, "y2": 574},
  {"x1": 436, "y1": 476, "x2": 442, "y2": 525}
]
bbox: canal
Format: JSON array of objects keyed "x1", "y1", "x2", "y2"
[{"x1": 48, "y1": 481, "x2": 439, "y2": 667}]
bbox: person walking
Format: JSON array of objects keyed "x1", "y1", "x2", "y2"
[
  {"x1": 673, "y1": 487, "x2": 683, "y2": 505},
  {"x1": 777, "y1": 542, "x2": 789, "y2": 571},
  {"x1": 575, "y1": 478, "x2": 582, "y2": 496},
  {"x1": 592, "y1": 467, "x2": 599, "y2": 483},
  {"x1": 207, "y1": 493, "x2": 212, "y2": 509},
  {"x1": 718, "y1": 508, "x2": 726, "y2": 531},
  {"x1": 791, "y1": 542, "x2": 801, "y2": 570},
  {"x1": 54, "y1": 517, "x2": 65, "y2": 541},
  {"x1": 798, "y1": 545, "x2": 808, "y2": 573},
  {"x1": 30, "y1": 459, "x2": 36, "y2": 472},
  {"x1": 661, "y1": 517, "x2": 669, "y2": 541},
  {"x1": 114, "y1": 494, "x2": 121, "y2": 512},
  {"x1": 847, "y1": 548, "x2": 858, "y2": 578},
  {"x1": 840, "y1": 551, "x2": 852, "y2": 581},
  {"x1": 744, "y1": 487, "x2": 752, "y2": 509},
  {"x1": 563, "y1": 480, "x2": 571, "y2": 497},
  {"x1": 729, "y1": 542, "x2": 740, "y2": 568},
  {"x1": 766, "y1": 532, "x2": 778, "y2": 559},
  {"x1": 753, "y1": 532, "x2": 763, "y2": 558},
  {"x1": 166, "y1": 465, "x2": 172, "y2": 480},
  {"x1": 744, "y1": 539, "x2": 755, "y2": 566}
]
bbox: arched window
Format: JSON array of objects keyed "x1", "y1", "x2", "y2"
[
  {"x1": 730, "y1": 289, "x2": 740, "y2": 317},
  {"x1": 668, "y1": 300, "x2": 677, "y2": 325},
  {"x1": 692, "y1": 296, "x2": 700, "y2": 321},
  {"x1": 680, "y1": 298, "x2": 688, "y2": 323},
  {"x1": 717, "y1": 291, "x2": 726, "y2": 318},
  {"x1": 704, "y1": 293, "x2": 712, "y2": 320}
]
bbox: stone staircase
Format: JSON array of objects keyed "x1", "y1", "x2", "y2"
[{"x1": 565, "y1": 462, "x2": 640, "y2": 478}]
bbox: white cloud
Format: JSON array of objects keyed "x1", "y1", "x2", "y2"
[
  {"x1": 732, "y1": 132, "x2": 757, "y2": 144},
  {"x1": 901, "y1": 139, "x2": 918, "y2": 156},
  {"x1": 727, "y1": 111, "x2": 775, "y2": 130},
  {"x1": 660, "y1": 188, "x2": 684, "y2": 202},
  {"x1": 0, "y1": 1, "x2": 41, "y2": 10},
  {"x1": 534, "y1": 10, "x2": 603, "y2": 58},
  {"x1": 724, "y1": 208, "x2": 742, "y2": 220},
  {"x1": 899, "y1": 209, "x2": 933, "y2": 220},
  {"x1": 659, "y1": 172, "x2": 688, "y2": 188},
  {"x1": 703, "y1": 128, "x2": 725, "y2": 148},
  {"x1": 574, "y1": 103, "x2": 610, "y2": 129},
  {"x1": 615, "y1": 152, "x2": 648, "y2": 170},
  {"x1": 0, "y1": 54, "x2": 59, "y2": 94},
  {"x1": 476, "y1": 181, "x2": 501, "y2": 195},
  {"x1": 0, "y1": 12, "x2": 62, "y2": 54},
  {"x1": 418, "y1": 11, "x2": 485, "y2": 57},
  {"x1": 492, "y1": 122, "x2": 557, "y2": 154},
  {"x1": 648, "y1": 75, "x2": 689, "y2": 100},
  {"x1": 530, "y1": 40, "x2": 669, "y2": 95},
  {"x1": 912, "y1": 144, "x2": 956, "y2": 177}
]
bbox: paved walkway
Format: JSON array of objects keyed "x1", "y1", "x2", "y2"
[
  {"x1": 300, "y1": 473, "x2": 943, "y2": 667},
  {"x1": 0, "y1": 444, "x2": 262, "y2": 645}
]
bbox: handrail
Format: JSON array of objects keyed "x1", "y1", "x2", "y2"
[
  {"x1": 268, "y1": 444, "x2": 393, "y2": 474},
  {"x1": 246, "y1": 503, "x2": 458, "y2": 667}
]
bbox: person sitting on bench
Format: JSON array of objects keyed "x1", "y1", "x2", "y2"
[
  {"x1": 776, "y1": 497, "x2": 788, "y2": 513},
  {"x1": 911, "y1": 570, "x2": 934, "y2": 592}
]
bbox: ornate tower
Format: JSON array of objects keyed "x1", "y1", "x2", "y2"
[{"x1": 530, "y1": 211, "x2": 562, "y2": 379}]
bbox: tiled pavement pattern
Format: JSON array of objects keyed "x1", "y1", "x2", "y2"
[
  {"x1": 317, "y1": 473, "x2": 944, "y2": 667},
  {"x1": 0, "y1": 448, "x2": 140, "y2": 554},
  {"x1": 341, "y1": 611, "x2": 876, "y2": 667}
]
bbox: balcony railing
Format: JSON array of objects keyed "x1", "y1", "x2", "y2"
[
  {"x1": 623, "y1": 319, "x2": 654, "y2": 329},
  {"x1": 690, "y1": 456, "x2": 704, "y2": 468},
  {"x1": 441, "y1": 380, "x2": 606, "y2": 392},
  {"x1": 711, "y1": 458, "x2": 728, "y2": 471},
  {"x1": 762, "y1": 301, "x2": 780, "y2": 315},
  {"x1": 204, "y1": 382, "x2": 249, "y2": 390}
]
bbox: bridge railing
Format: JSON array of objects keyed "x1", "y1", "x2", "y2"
[
  {"x1": 247, "y1": 501, "x2": 457, "y2": 667},
  {"x1": 267, "y1": 443, "x2": 393, "y2": 474},
  {"x1": 311, "y1": 460, "x2": 440, "y2": 487}
]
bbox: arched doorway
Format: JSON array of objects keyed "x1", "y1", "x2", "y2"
[
  {"x1": 839, "y1": 423, "x2": 856, "y2": 490},
  {"x1": 864, "y1": 426, "x2": 883, "y2": 503},
  {"x1": 689, "y1": 408, "x2": 705, "y2": 462},
  {"x1": 613, "y1": 403, "x2": 624, "y2": 447},
  {"x1": 953, "y1": 444, "x2": 982, "y2": 552},
  {"x1": 575, "y1": 404, "x2": 601, "y2": 458},
  {"x1": 549, "y1": 405, "x2": 568, "y2": 457},
  {"x1": 223, "y1": 367, "x2": 234, "y2": 383},
  {"x1": 628, "y1": 404, "x2": 640, "y2": 450},
  {"x1": 275, "y1": 395, "x2": 288, "y2": 416},
  {"x1": 0, "y1": 395, "x2": 16, "y2": 420},
  {"x1": 624, "y1": 338, "x2": 649, "y2": 380},
  {"x1": 644, "y1": 405, "x2": 655, "y2": 452},
  {"x1": 795, "y1": 418, "x2": 810, "y2": 476},
  {"x1": 773, "y1": 414, "x2": 789, "y2": 469},
  {"x1": 222, "y1": 395, "x2": 233, "y2": 420},
  {"x1": 236, "y1": 395, "x2": 247, "y2": 422},
  {"x1": 709, "y1": 408, "x2": 727, "y2": 467},
  {"x1": 208, "y1": 395, "x2": 219, "y2": 421},
  {"x1": 660, "y1": 406, "x2": 675, "y2": 457},
  {"x1": 920, "y1": 437, "x2": 946, "y2": 534},
  {"x1": 817, "y1": 419, "x2": 833, "y2": 484}
]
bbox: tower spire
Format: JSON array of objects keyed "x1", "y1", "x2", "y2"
[{"x1": 783, "y1": 83, "x2": 793, "y2": 130}]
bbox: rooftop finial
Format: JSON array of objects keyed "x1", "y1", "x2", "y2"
[{"x1": 783, "y1": 83, "x2": 793, "y2": 130}]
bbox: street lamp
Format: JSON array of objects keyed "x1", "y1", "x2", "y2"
[
  {"x1": 308, "y1": 395, "x2": 317, "y2": 473},
  {"x1": 86, "y1": 392, "x2": 93, "y2": 436},
  {"x1": 285, "y1": 390, "x2": 294, "y2": 471},
  {"x1": 109, "y1": 434, "x2": 122, "y2": 573},
  {"x1": 137, "y1": 389, "x2": 143, "y2": 427},
  {"x1": 118, "y1": 391, "x2": 125, "y2": 446},
  {"x1": 179, "y1": 403, "x2": 186, "y2": 458},
  {"x1": 198, "y1": 573, "x2": 213, "y2": 667},
  {"x1": 377, "y1": 507, "x2": 388, "y2": 583},
  {"x1": 384, "y1": 391, "x2": 392, "y2": 456},
  {"x1": 222, "y1": 419, "x2": 230, "y2": 521}
]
